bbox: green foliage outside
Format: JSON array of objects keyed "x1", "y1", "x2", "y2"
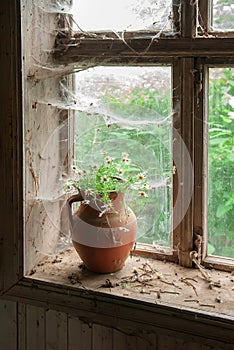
[
  {"x1": 75, "y1": 68, "x2": 233, "y2": 257},
  {"x1": 75, "y1": 85, "x2": 172, "y2": 247},
  {"x1": 102, "y1": 69, "x2": 234, "y2": 257},
  {"x1": 208, "y1": 68, "x2": 234, "y2": 258},
  {"x1": 102, "y1": 87, "x2": 171, "y2": 118},
  {"x1": 102, "y1": 86, "x2": 172, "y2": 246},
  {"x1": 213, "y1": 0, "x2": 234, "y2": 30}
]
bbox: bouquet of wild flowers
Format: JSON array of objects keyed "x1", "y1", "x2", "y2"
[{"x1": 64, "y1": 152, "x2": 150, "y2": 212}]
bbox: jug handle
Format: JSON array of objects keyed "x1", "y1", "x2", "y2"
[{"x1": 67, "y1": 192, "x2": 84, "y2": 208}]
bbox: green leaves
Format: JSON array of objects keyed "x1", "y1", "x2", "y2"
[
  {"x1": 66, "y1": 153, "x2": 152, "y2": 207},
  {"x1": 208, "y1": 67, "x2": 234, "y2": 258}
]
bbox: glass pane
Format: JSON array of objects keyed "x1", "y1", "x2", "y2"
[
  {"x1": 71, "y1": 66, "x2": 172, "y2": 247},
  {"x1": 72, "y1": 0, "x2": 172, "y2": 31},
  {"x1": 208, "y1": 68, "x2": 234, "y2": 258},
  {"x1": 212, "y1": 0, "x2": 234, "y2": 31}
]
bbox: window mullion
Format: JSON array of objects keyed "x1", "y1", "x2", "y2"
[
  {"x1": 181, "y1": 0, "x2": 197, "y2": 38},
  {"x1": 173, "y1": 57, "x2": 195, "y2": 268},
  {"x1": 193, "y1": 59, "x2": 206, "y2": 260},
  {"x1": 172, "y1": 0, "x2": 181, "y2": 34},
  {"x1": 198, "y1": 0, "x2": 210, "y2": 35}
]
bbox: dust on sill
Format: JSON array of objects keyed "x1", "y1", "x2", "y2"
[{"x1": 27, "y1": 248, "x2": 234, "y2": 319}]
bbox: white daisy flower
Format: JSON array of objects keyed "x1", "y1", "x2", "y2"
[
  {"x1": 105, "y1": 156, "x2": 113, "y2": 165},
  {"x1": 138, "y1": 191, "x2": 148, "y2": 198},
  {"x1": 102, "y1": 175, "x2": 109, "y2": 182},
  {"x1": 137, "y1": 173, "x2": 146, "y2": 180}
]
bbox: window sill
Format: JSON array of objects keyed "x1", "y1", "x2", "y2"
[{"x1": 27, "y1": 247, "x2": 234, "y2": 320}]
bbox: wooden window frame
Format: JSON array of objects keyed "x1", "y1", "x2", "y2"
[
  {"x1": 1, "y1": 0, "x2": 234, "y2": 336},
  {"x1": 53, "y1": 0, "x2": 234, "y2": 270}
]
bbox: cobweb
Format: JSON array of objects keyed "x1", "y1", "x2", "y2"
[
  {"x1": 22, "y1": 0, "x2": 190, "y2": 259},
  {"x1": 71, "y1": 0, "x2": 173, "y2": 32}
]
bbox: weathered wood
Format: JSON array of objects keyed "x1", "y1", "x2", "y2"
[
  {"x1": 181, "y1": 0, "x2": 196, "y2": 38},
  {"x1": 136, "y1": 332, "x2": 157, "y2": 350},
  {"x1": 173, "y1": 58, "x2": 194, "y2": 267},
  {"x1": 92, "y1": 324, "x2": 113, "y2": 350},
  {"x1": 193, "y1": 60, "x2": 205, "y2": 250},
  {"x1": 132, "y1": 243, "x2": 176, "y2": 262},
  {"x1": 54, "y1": 37, "x2": 234, "y2": 64},
  {"x1": 0, "y1": 0, "x2": 23, "y2": 294},
  {"x1": 18, "y1": 303, "x2": 27, "y2": 350},
  {"x1": 2, "y1": 298, "x2": 233, "y2": 350},
  {"x1": 0, "y1": 300, "x2": 17, "y2": 350},
  {"x1": 172, "y1": 0, "x2": 181, "y2": 34},
  {"x1": 0, "y1": 5, "x2": 234, "y2": 350},
  {"x1": 203, "y1": 256, "x2": 234, "y2": 272},
  {"x1": 68, "y1": 315, "x2": 92, "y2": 350},
  {"x1": 124, "y1": 334, "x2": 137, "y2": 350},
  {"x1": 112, "y1": 329, "x2": 128, "y2": 350},
  {"x1": 172, "y1": 57, "x2": 182, "y2": 259},
  {"x1": 26, "y1": 304, "x2": 46, "y2": 349},
  {"x1": 198, "y1": 0, "x2": 210, "y2": 35},
  {"x1": 0, "y1": 1, "x2": 233, "y2": 350},
  {"x1": 186, "y1": 343, "x2": 211, "y2": 350},
  {"x1": 5, "y1": 278, "x2": 234, "y2": 346},
  {"x1": 45, "y1": 309, "x2": 68, "y2": 350},
  {"x1": 21, "y1": 0, "x2": 70, "y2": 274},
  {"x1": 158, "y1": 335, "x2": 185, "y2": 350}
]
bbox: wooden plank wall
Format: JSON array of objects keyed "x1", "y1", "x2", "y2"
[{"x1": 0, "y1": 299, "x2": 233, "y2": 350}]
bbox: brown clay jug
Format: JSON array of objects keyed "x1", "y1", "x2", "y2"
[{"x1": 68, "y1": 191, "x2": 137, "y2": 273}]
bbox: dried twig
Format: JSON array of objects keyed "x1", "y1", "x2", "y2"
[
  {"x1": 160, "y1": 279, "x2": 181, "y2": 289},
  {"x1": 190, "y1": 251, "x2": 222, "y2": 290},
  {"x1": 140, "y1": 262, "x2": 154, "y2": 272},
  {"x1": 26, "y1": 147, "x2": 39, "y2": 196},
  {"x1": 150, "y1": 289, "x2": 180, "y2": 295},
  {"x1": 209, "y1": 280, "x2": 221, "y2": 289},
  {"x1": 190, "y1": 251, "x2": 211, "y2": 281},
  {"x1": 180, "y1": 277, "x2": 198, "y2": 296},
  {"x1": 199, "y1": 303, "x2": 216, "y2": 308},
  {"x1": 135, "y1": 280, "x2": 154, "y2": 287}
]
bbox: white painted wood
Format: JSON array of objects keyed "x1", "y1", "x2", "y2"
[
  {"x1": 0, "y1": 300, "x2": 17, "y2": 350},
  {"x1": 21, "y1": 0, "x2": 65, "y2": 273},
  {"x1": 45, "y1": 309, "x2": 68, "y2": 350}
]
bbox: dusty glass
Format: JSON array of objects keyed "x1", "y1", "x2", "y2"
[
  {"x1": 208, "y1": 67, "x2": 234, "y2": 258},
  {"x1": 212, "y1": 0, "x2": 234, "y2": 31},
  {"x1": 73, "y1": 66, "x2": 172, "y2": 246},
  {"x1": 72, "y1": 0, "x2": 173, "y2": 31}
]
